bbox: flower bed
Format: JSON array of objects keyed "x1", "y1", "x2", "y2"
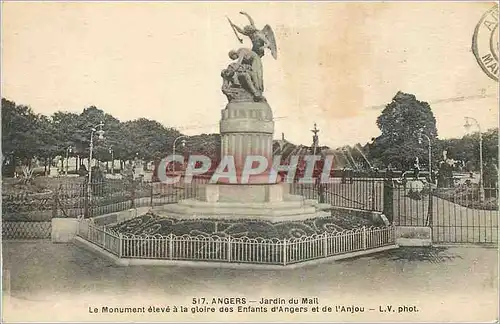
[
  {"x1": 108, "y1": 211, "x2": 380, "y2": 240},
  {"x1": 329, "y1": 209, "x2": 380, "y2": 228}
]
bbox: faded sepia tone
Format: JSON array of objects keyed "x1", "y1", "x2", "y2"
[
  {"x1": 1, "y1": 1, "x2": 498, "y2": 323},
  {"x1": 2, "y1": 2, "x2": 498, "y2": 146}
]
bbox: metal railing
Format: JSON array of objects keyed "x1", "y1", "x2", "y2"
[
  {"x1": 1, "y1": 221, "x2": 52, "y2": 239},
  {"x1": 291, "y1": 178, "x2": 385, "y2": 212},
  {"x1": 2, "y1": 174, "x2": 385, "y2": 223},
  {"x1": 77, "y1": 220, "x2": 396, "y2": 265}
]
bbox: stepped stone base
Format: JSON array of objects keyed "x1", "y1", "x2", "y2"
[
  {"x1": 151, "y1": 100, "x2": 331, "y2": 222},
  {"x1": 153, "y1": 183, "x2": 331, "y2": 222},
  {"x1": 200, "y1": 182, "x2": 289, "y2": 203}
]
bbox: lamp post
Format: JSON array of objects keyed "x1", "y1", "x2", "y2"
[
  {"x1": 65, "y1": 146, "x2": 73, "y2": 176},
  {"x1": 172, "y1": 135, "x2": 187, "y2": 172},
  {"x1": 87, "y1": 122, "x2": 105, "y2": 190},
  {"x1": 464, "y1": 117, "x2": 484, "y2": 202},
  {"x1": 108, "y1": 147, "x2": 114, "y2": 174},
  {"x1": 418, "y1": 132, "x2": 432, "y2": 182}
]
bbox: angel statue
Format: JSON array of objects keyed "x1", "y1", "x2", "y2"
[
  {"x1": 221, "y1": 48, "x2": 265, "y2": 102},
  {"x1": 227, "y1": 11, "x2": 278, "y2": 59}
]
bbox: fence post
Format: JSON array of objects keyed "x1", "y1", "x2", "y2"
[
  {"x1": 426, "y1": 183, "x2": 433, "y2": 227},
  {"x1": 150, "y1": 182, "x2": 154, "y2": 207},
  {"x1": 169, "y1": 233, "x2": 173, "y2": 260},
  {"x1": 318, "y1": 183, "x2": 326, "y2": 204},
  {"x1": 283, "y1": 238, "x2": 287, "y2": 266},
  {"x1": 371, "y1": 178, "x2": 376, "y2": 211},
  {"x1": 227, "y1": 237, "x2": 232, "y2": 262},
  {"x1": 75, "y1": 218, "x2": 81, "y2": 237},
  {"x1": 83, "y1": 182, "x2": 89, "y2": 218},
  {"x1": 323, "y1": 233, "x2": 328, "y2": 257},
  {"x1": 383, "y1": 177, "x2": 394, "y2": 223},
  {"x1": 362, "y1": 226, "x2": 367, "y2": 250},
  {"x1": 86, "y1": 221, "x2": 90, "y2": 240},
  {"x1": 52, "y1": 185, "x2": 60, "y2": 219},
  {"x1": 101, "y1": 227, "x2": 106, "y2": 248},
  {"x1": 119, "y1": 233, "x2": 123, "y2": 258},
  {"x1": 130, "y1": 180, "x2": 136, "y2": 209}
]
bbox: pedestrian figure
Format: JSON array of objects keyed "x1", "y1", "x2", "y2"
[
  {"x1": 78, "y1": 164, "x2": 88, "y2": 177},
  {"x1": 413, "y1": 157, "x2": 420, "y2": 180},
  {"x1": 386, "y1": 164, "x2": 394, "y2": 180},
  {"x1": 341, "y1": 167, "x2": 347, "y2": 184}
]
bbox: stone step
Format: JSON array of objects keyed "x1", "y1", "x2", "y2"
[
  {"x1": 177, "y1": 198, "x2": 306, "y2": 209},
  {"x1": 153, "y1": 202, "x2": 330, "y2": 222}
]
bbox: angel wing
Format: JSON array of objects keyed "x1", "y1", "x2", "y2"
[{"x1": 262, "y1": 25, "x2": 278, "y2": 59}]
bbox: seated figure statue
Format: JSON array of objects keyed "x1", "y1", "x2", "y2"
[{"x1": 221, "y1": 48, "x2": 265, "y2": 102}]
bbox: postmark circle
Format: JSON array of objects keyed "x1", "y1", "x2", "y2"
[
  {"x1": 472, "y1": 5, "x2": 499, "y2": 81},
  {"x1": 490, "y1": 24, "x2": 498, "y2": 61}
]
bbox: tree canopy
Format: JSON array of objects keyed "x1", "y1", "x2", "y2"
[
  {"x1": 369, "y1": 91, "x2": 438, "y2": 170},
  {"x1": 2, "y1": 94, "x2": 497, "y2": 184},
  {"x1": 1, "y1": 98, "x2": 193, "y2": 176}
]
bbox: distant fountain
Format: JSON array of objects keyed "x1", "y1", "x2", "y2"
[
  {"x1": 353, "y1": 146, "x2": 373, "y2": 170},
  {"x1": 343, "y1": 148, "x2": 360, "y2": 171},
  {"x1": 340, "y1": 150, "x2": 355, "y2": 169},
  {"x1": 283, "y1": 145, "x2": 300, "y2": 163},
  {"x1": 331, "y1": 151, "x2": 348, "y2": 169}
]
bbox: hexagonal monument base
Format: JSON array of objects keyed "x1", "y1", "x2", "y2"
[
  {"x1": 200, "y1": 183, "x2": 288, "y2": 203},
  {"x1": 152, "y1": 183, "x2": 331, "y2": 222}
]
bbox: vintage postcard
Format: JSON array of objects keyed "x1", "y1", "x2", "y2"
[{"x1": 1, "y1": 1, "x2": 498, "y2": 323}]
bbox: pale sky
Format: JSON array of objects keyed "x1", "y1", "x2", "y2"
[{"x1": 2, "y1": 1, "x2": 499, "y2": 148}]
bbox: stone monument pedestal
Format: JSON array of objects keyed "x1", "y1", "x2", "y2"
[
  {"x1": 201, "y1": 183, "x2": 289, "y2": 203},
  {"x1": 217, "y1": 100, "x2": 275, "y2": 185},
  {"x1": 152, "y1": 33, "x2": 331, "y2": 223},
  {"x1": 153, "y1": 182, "x2": 331, "y2": 222}
]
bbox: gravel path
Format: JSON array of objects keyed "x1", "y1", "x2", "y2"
[{"x1": 2, "y1": 241, "x2": 497, "y2": 322}]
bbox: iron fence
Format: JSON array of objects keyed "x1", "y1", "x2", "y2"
[
  {"x1": 77, "y1": 220, "x2": 396, "y2": 265},
  {"x1": 2, "y1": 221, "x2": 52, "y2": 239},
  {"x1": 392, "y1": 181, "x2": 432, "y2": 227},
  {"x1": 7, "y1": 173, "x2": 497, "y2": 244},
  {"x1": 2, "y1": 191, "x2": 54, "y2": 222},
  {"x1": 290, "y1": 177, "x2": 384, "y2": 212},
  {"x1": 3, "y1": 174, "x2": 385, "y2": 223},
  {"x1": 391, "y1": 181, "x2": 499, "y2": 244},
  {"x1": 432, "y1": 186, "x2": 498, "y2": 244},
  {"x1": 149, "y1": 175, "x2": 211, "y2": 206}
]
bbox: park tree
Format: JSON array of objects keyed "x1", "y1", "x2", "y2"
[
  {"x1": 436, "y1": 128, "x2": 498, "y2": 186},
  {"x1": 93, "y1": 113, "x2": 122, "y2": 167},
  {"x1": 33, "y1": 115, "x2": 60, "y2": 174},
  {"x1": 161, "y1": 126, "x2": 183, "y2": 159},
  {"x1": 52, "y1": 111, "x2": 83, "y2": 152},
  {"x1": 77, "y1": 106, "x2": 107, "y2": 159},
  {"x1": 121, "y1": 118, "x2": 182, "y2": 163},
  {"x1": 435, "y1": 128, "x2": 498, "y2": 168},
  {"x1": 482, "y1": 128, "x2": 499, "y2": 187},
  {"x1": 52, "y1": 111, "x2": 86, "y2": 171},
  {"x1": 186, "y1": 133, "x2": 221, "y2": 161},
  {"x1": 481, "y1": 128, "x2": 498, "y2": 167},
  {"x1": 1, "y1": 98, "x2": 40, "y2": 177},
  {"x1": 75, "y1": 106, "x2": 123, "y2": 168},
  {"x1": 370, "y1": 91, "x2": 438, "y2": 170}
]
